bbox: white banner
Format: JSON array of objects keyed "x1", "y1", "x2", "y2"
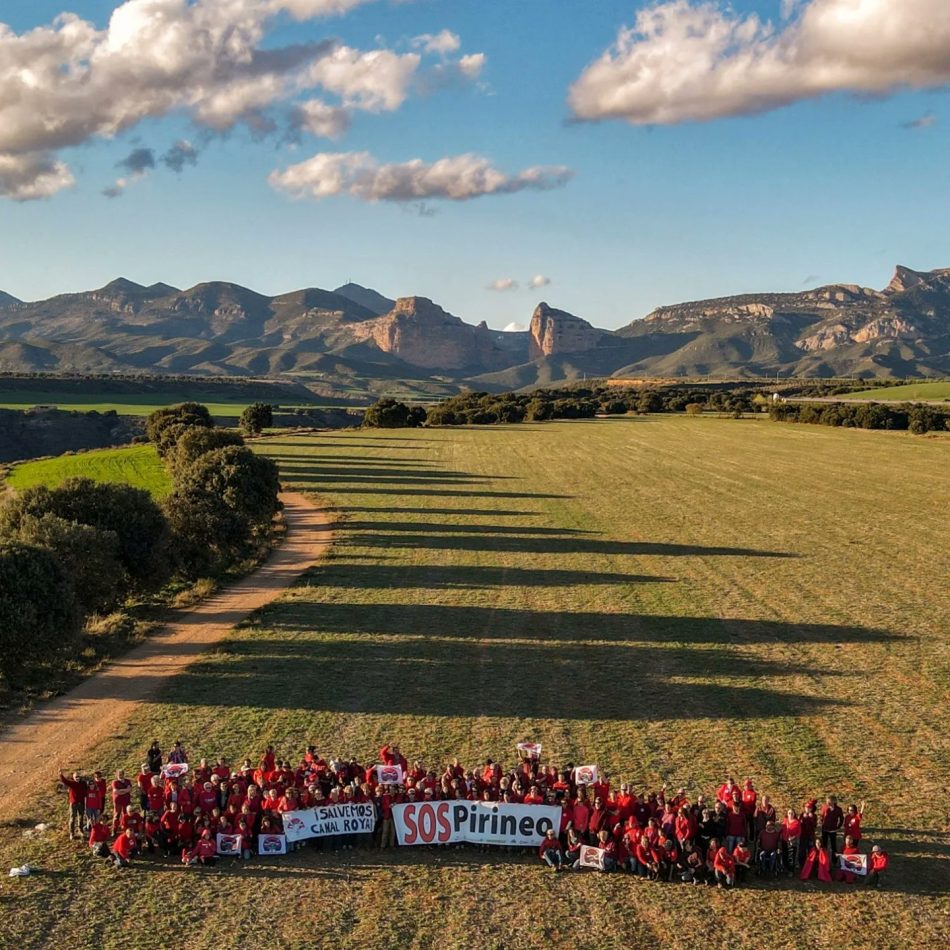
[
  {"x1": 393, "y1": 801, "x2": 560, "y2": 847},
  {"x1": 162, "y1": 763, "x2": 189, "y2": 780},
  {"x1": 281, "y1": 803, "x2": 377, "y2": 843},
  {"x1": 375, "y1": 764, "x2": 405, "y2": 786},
  {"x1": 579, "y1": 845, "x2": 606, "y2": 870},
  {"x1": 517, "y1": 742, "x2": 542, "y2": 758},
  {"x1": 257, "y1": 834, "x2": 287, "y2": 855},
  {"x1": 573, "y1": 765, "x2": 599, "y2": 786},
  {"x1": 838, "y1": 852, "x2": 868, "y2": 876},
  {"x1": 215, "y1": 833, "x2": 242, "y2": 856}
]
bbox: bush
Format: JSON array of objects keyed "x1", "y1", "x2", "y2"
[
  {"x1": 909, "y1": 406, "x2": 948, "y2": 434},
  {"x1": 163, "y1": 489, "x2": 254, "y2": 577},
  {"x1": 0, "y1": 542, "x2": 80, "y2": 683},
  {"x1": 175, "y1": 446, "x2": 281, "y2": 530},
  {"x1": 525, "y1": 399, "x2": 554, "y2": 421},
  {"x1": 4, "y1": 512, "x2": 125, "y2": 615},
  {"x1": 0, "y1": 478, "x2": 170, "y2": 593},
  {"x1": 145, "y1": 403, "x2": 213, "y2": 456},
  {"x1": 240, "y1": 402, "x2": 273, "y2": 435},
  {"x1": 167, "y1": 427, "x2": 245, "y2": 477},
  {"x1": 685, "y1": 403, "x2": 704, "y2": 416},
  {"x1": 363, "y1": 398, "x2": 425, "y2": 428}
]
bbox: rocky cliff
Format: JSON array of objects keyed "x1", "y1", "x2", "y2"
[{"x1": 529, "y1": 302, "x2": 606, "y2": 359}]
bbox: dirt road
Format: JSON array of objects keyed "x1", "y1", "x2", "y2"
[{"x1": 0, "y1": 492, "x2": 331, "y2": 821}]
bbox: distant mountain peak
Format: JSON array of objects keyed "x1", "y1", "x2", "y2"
[
  {"x1": 0, "y1": 290, "x2": 21, "y2": 307},
  {"x1": 146, "y1": 282, "x2": 180, "y2": 296},
  {"x1": 334, "y1": 282, "x2": 396, "y2": 316},
  {"x1": 99, "y1": 277, "x2": 147, "y2": 295}
]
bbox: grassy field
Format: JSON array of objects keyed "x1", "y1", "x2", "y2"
[
  {"x1": 1, "y1": 417, "x2": 947, "y2": 948},
  {"x1": 5, "y1": 444, "x2": 172, "y2": 498},
  {"x1": 0, "y1": 389, "x2": 326, "y2": 418},
  {"x1": 840, "y1": 381, "x2": 950, "y2": 402}
]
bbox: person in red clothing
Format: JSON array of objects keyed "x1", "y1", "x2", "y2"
[
  {"x1": 674, "y1": 806, "x2": 694, "y2": 849},
  {"x1": 843, "y1": 802, "x2": 865, "y2": 843},
  {"x1": 143, "y1": 811, "x2": 161, "y2": 854},
  {"x1": 539, "y1": 828, "x2": 564, "y2": 871},
  {"x1": 87, "y1": 815, "x2": 111, "y2": 859},
  {"x1": 84, "y1": 771, "x2": 106, "y2": 828},
  {"x1": 799, "y1": 802, "x2": 818, "y2": 869},
  {"x1": 571, "y1": 792, "x2": 591, "y2": 843},
  {"x1": 732, "y1": 838, "x2": 752, "y2": 884},
  {"x1": 713, "y1": 843, "x2": 736, "y2": 887},
  {"x1": 379, "y1": 743, "x2": 408, "y2": 774},
  {"x1": 725, "y1": 801, "x2": 746, "y2": 853},
  {"x1": 780, "y1": 808, "x2": 802, "y2": 876},
  {"x1": 866, "y1": 844, "x2": 888, "y2": 888},
  {"x1": 110, "y1": 770, "x2": 132, "y2": 834},
  {"x1": 740, "y1": 778, "x2": 757, "y2": 838},
  {"x1": 183, "y1": 829, "x2": 217, "y2": 866},
  {"x1": 820, "y1": 795, "x2": 844, "y2": 860},
  {"x1": 834, "y1": 835, "x2": 862, "y2": 883},
  {"x1": 110, "y1": 828, "x2": 136, "y2": 869},
  {"x1": 58, "y1": 770, "x2": 88, "y2": 838},
  {"x1": 757, "y1": 821, "x2": 782, "y2": 875},
  {"x1": 159, "y1": 802, "x2": 180, "y2": 857}
]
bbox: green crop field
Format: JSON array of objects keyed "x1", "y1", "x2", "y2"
[
  {"x1": 0, "y1": 389, "x2": 323, "y2": 418},
  {"x1": 1, "y1": 417, "x2": 947, "y2": 948},
  {"x1": 5, "y1": 443, "x2": 172, "y2": 498},
  {"x1": 840, "y1": 381, "x2": 950, "y2": 402}
]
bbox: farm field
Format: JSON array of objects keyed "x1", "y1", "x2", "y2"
[
  {"x1": 0, "y1": 417, "x2": 948, "y2": 948},
  {"x1": 0, "y1": 389, "x2": 325, "y2": 418},
  {"x1": 839, "y1": 381, "x2": 950, "y2": 402},
  {"x1": 5, "y1": 443, "x2": 172, "y2": 498}
]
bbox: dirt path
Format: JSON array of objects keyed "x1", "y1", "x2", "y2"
[{"x1": 0, "y1": 492, "x2": 332, "y2": 821}]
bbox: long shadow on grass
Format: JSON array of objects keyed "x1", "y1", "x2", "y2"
[
  {"x1": 152, "y1": 634, "x2": 846, "y2": 720},
  {"x1": 305, "y1": 564, "x2": 672, "y2": 589},
  {"x1": 339, "y1": 531, "x2": 797, "y2": 558}
]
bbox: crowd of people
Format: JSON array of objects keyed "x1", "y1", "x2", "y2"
[{"x1": 57, "y1": 739, "x2": 889, "y2": 887}]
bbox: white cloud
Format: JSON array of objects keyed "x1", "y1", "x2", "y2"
[
  {"x1": 528, "y1": 274, "x2": 551, "y2": 289},
  {"x1": 294, "y1": 99, "x2": 352, "y2": 138},
  {"x1": 413, "y1": 30, "x2": 461, "y2": 56},
  {"x1": 0, "y1": 152, "x2": 74, "y2": 200},
  {"x1": 488, "y1": 278, "x2": 519, "y2": 292},
  {"x1": 502, "y1": 321, "x2": 527, "y2": 332},
  {"x1": 0, "y1": 0, "x2": 485, "y2": 199},
  {"x1": 269, "y1": 152, "x2": 574, "y2": 202},
  {"x1": 568, "y1": 0, "x2": 950, "y2": 125}
]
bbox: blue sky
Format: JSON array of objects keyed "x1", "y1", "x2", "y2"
[{"x1": 1, "y1": 0, "x2": 948, "y2": 330}]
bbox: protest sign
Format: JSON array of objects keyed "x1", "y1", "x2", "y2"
[
  {"x1": 516, "y1": 742, "x2": 542, "y2": 758},
  {"x1": 574, "y1": 765, "x2": 599, "y2": 786},
  {"x1": 215, "y1": 833, "x2": 242, "y2": 856},
  {"x1": 375, "y1": 764, "x2": 405, "y2": 786},
  {"x1": 393, "y1": 801, "x2": 560, "y2": 847},
  {"x1": 257, "y1": 834, "x2": 287, "y2": 856},
  {"x1": 579, "y1": 846, "x2": 606, "y2": 870},
  {"x1": 838, "y1": 852, "x2": 868, "y2": 876},
  {"x1": 161, "y1": 763, "x2": 188, "y2": 780},
  {"x1": 281, "y1": 803, "x2": 377, "y2": 844}
]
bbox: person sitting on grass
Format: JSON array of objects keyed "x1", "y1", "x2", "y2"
[
  {"x1": 866, "y1": 844, "x2": 888, "y2": 889},
  {"x1": 539, "y1": 828, "x2": 564, "y2": 871},
  {"x1": 87, "y1": 814, "x2": 111, "y2": 859},
  {"x1": 757, "y1": 820, "x2": 781, "y2": 876},
  {"x1": 183, "y1": 829, "x2": 217, "y2": 867},
  {"x1": 713, "y1": 841, "x2": 736, "y2": 888},
  {"x1": 733, "y1": 838, "x2": 752, "y2": 884},
  {"x1": 110, "y1": 828, "x2": 136, "y2": 869},
  {"x1": 834, "y1": 835, "x2": 862, "y2": 883},
  {"x1": 596, "y1": 829, "x2": 618, "y2": 873}
]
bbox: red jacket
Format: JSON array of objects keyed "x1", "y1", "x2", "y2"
[
  {"x1": 59, "y1": 774, "x2": 87, "y2": 805},
  {"x1": 714, "y1": 847, "x2": 735, "y2": 874},
  {"x1": 88, "y1": 823, "x2": 110, "y2": 846},
  {"x1": 870, "y1": 851, "x2": 888, "y2": 872},
  {"x1": 112, "y1": 834, "x2": 134, "y2": 860},
  {"x1": 538, "y1": 838, "x2": 561, "y2": 859}
]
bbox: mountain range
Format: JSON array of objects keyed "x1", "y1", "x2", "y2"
[{"x1": 0, "y1": 265, "x2": 947, "y2": 396}]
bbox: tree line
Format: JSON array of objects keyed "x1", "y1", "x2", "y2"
[
  {"x1": 769, "y1": 401, "x2": 949, "y2": 434},
  {"x1": 0, "y1": 403, "x2": 279, "y2": 688}
]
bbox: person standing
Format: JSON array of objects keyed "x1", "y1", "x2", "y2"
[
  {"x1": 111, "y1": 769, "x2": 133, "y2": 835},
  {"x1": 58, "y1": 770, "x2": 88, "y2": 839},
  {"x1": 820, "y1": 795, "x2": 844, "y2": 860}
]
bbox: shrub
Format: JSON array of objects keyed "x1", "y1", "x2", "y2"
[
  {"x1": 4, "y1": 512, "x2": 125, "y2": 615},
  {"x1": 909, "y1": 406, "x2": 948, "y2": 434},
  {"x1": 145, "y1": 403, "x2": 213, "y2": 456},
  {"x1": 240, "y1": 402, "x2": 273, "y2": 436},
  {"x1": 0, "y1": 542, "x2": 80, "y2": 683},
  {"x1": 0, "y1": 478, "x2": 170, "y2": 593},
  {"x1": 637, "y1": 391, "x2": 664, "y2": 414},
  {"x1": 685, "y1": 403, "x2": 704, "y2": 416},
  {"x1": 168, "y1": 427, "x2": 245, "y2": 477},
  {"x1": 363, "y1": 398, "x2": 425, "y2": 428},
  {"x1": 163, "y1": 489, "x2": 254, "y2": 577},
  {"x1": 525, "y1": 399, "x2": 554, "y2": 421},
  {"x1": 175, "y1": 446, "x2": 281, "y2": 530}
]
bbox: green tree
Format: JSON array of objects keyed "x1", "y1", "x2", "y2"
[
  {"x1": 4, "y1": 513, "x2": 125, "y2": 615},
  {"x1": 240, "y1": 402, "x2": 273, "y2": 436},
  {"x1": 175, "y1": 446, "x2": 280, "y2": 529},
  {"x1": 636, "y1": 392, "x2": 664, "y2": 413},
  {"x1": 163, "y1": 489, "x2": 253, "y2": 577},
  {"x1": 363, "y1": 398, "x2": 423, "y2": 428},
  {"x1": 168, "y1": 427, "x2": 245, "y2": 477},
  {"x1": 145, "y1": 403, "x2": 213, "y2": 456},
  {"x1": 0, "y1": 478, "x2": 170, "y2": 592},
  {"x1": 0, "y1": 542, "x2": 80, "y2": 684}
]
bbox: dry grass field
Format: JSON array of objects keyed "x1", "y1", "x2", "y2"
[{"x1": 1, "y1": 416, "x2": 947, "y2": 949}]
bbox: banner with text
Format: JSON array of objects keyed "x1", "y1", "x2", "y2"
[
  {"x1": 838, "y1": 853, "x2": 868, "y2": 876},
  {"x1": 393, "y1": 801, "x2": 560, "y2": 847},
  {"x1": 282, "y1": 804, "x2": 377, "y2": 844},
  {"x1": 374, "y1": 764, "x2": 405, "y2": 786}
]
